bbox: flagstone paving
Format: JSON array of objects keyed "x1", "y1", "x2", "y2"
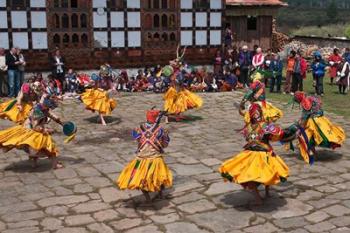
[{"x1": 0, "y1": 92, "x2": 349, "y2": 233}]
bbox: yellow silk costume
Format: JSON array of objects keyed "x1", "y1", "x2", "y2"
[
  {"x1": 0, "y1": 99, "x2": 33, "y2": 123},
  {"x1": 0, "y1": 125, "x2": 58, "y2": 157},
  {"x1": 164, "y1": 87, "x2": 203, "y2": 114},
  {"x1": 81, "y1": 88, "x2": 117, "y2": 115}
]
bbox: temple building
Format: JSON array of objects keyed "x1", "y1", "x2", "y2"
[{"x1": 0, "y1": 0, "x2": 285, "y2": 71}]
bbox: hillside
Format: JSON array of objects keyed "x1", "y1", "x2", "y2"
[{"x1": 277, "y1": 0, "x2": 350, "y2": 36}]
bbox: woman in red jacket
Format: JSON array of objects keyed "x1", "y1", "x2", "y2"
[{"x1": 328, "y1": 48, "x2": 342, "y2": 85}]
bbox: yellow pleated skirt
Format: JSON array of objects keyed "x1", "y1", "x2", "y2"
[
  {"x1": 117, "y1": 155, "x2": 173, "y2": 192},
  {"x1": 81, "y1": 89, "x2": 117, "y2": 115},
  {"x1": 219, "y1": 150, "x2": 289, "y2": 186},
  {"x1": 164, "y1": 87, "x2": 203, "y2": 114},
  {"x1": 244, "y1": 101, "x2": 283, "y2": 124},
  {"x1": 298, "y1": 115, "x2": 345, "y2": 159},
  {"x1": 0, "y1": 125, "x2": 58, "y2": 157},
  {"x1": 0, "y1": 99, "x2": 33, "y2": 123}
]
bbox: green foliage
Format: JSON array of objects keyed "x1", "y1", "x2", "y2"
[
  {"x1": 326, "y1": 0, "x2": 338, "y2": 21},
  {"x1": 291, "y1": 24, "x2": 348, "y2": 37},
  {"x1": 345, "y1": 25, "x2": 350, "y2": 38}
]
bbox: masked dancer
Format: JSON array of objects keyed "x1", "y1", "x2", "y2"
[{"x1": 117, "y1": 109, "x2": 172, "y2": 202}]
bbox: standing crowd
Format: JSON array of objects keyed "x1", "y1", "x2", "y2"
[{"x1": 1, "y1": 45, "x2": 350, "y2": 99}]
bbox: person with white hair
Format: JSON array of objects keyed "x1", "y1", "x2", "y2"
[
  {"x1": 252, "y1": 47, "x2": 265, "y2": 69},
  {"x1": 238, "y1": 45, "x2": 252, "y2": 88}
]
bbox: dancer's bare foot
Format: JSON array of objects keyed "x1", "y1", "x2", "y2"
[
  {"x1": 100, "y1": 114, "x2": 107, "y2": 126},
  {"x1": 142, "y1": 190, "x2": 152, "y2": 203},
  {"x1": 265, "y1": 186, "x2": 271, "y2": 198},
  {"x1": 52, "y1": 158, "x2": 64, "y2": 169}
]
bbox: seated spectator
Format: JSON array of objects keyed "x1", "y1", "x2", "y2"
[{"x1": 219, "y1": 67, "x2": 238, "y2": 92}]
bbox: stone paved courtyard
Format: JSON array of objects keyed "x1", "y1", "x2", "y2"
[{"x1": 0, "y1": 92, "x2": 350, "y2": 233}]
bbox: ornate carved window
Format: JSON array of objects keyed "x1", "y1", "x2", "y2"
[
  {"x1": 71, "y1": 0, "x2": 78, "y2": 8},
  {"x1": 54, "y1": 14, "x2": 60, "y2": 28},
  {"x1": 63, "y1": 33, "x2": 69, "y2": 43},
  {"x1": 170, "y1": 33, "x2": 176, "y2": 41},
  {"x1": 54, "y1": 0, "x2": 60, "y2": 7},
  {"x1": 61, "y1": 0, "x2": 68, "y2": 8},
  {"x1": 80, "y1": 14, "x2": 87, "y2": 28},
  {"x1": 153, "y1": 14, "x2": 159, "y2": 28},
  {"x1": 169, "y1": 14, "x2": 175, "y2": 28},
  {"x1": 81, "y1": 34, "x2": 88, "y2": 45},
  {"x1": 162, "y1": 33, "x2": 168, "y2": 41},
  {"x1": 169, "y1": 0, "x2": 175, "y2": 9},
  {"x1": 161, "y1": 14, "x2": 168, "y2": 28},
  {"x1": 62, "y1": 14, "x2": 69, "y2": 28},
  {"x1": 53, "y1": 34, "x2": 60, "y2": 45},
  {"x1": 161, "y1": 0, "x2": 167, "y2": 9},
  {"x1": 145, "y1": 14, "x2": 152, "y2": 29},
  {"x1": 72, "y1": 33, "x2": 79, "y2": 43},
  {"x1": 153, "y1": 0, "x2": 159, "y2": 9},
  {"x1": 71, "y1": 14, "x2": 78, "y2": 28}
]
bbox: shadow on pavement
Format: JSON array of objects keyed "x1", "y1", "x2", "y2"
[
  {"x1": 83, "y1": 116, "x2": 122, "y2": 125},
  {"x1": 3, "y1": 156, "x2": 85, "y2": 173},
  {"x1": 219, "y1": 190, "x2": 287, "y2": 212}
]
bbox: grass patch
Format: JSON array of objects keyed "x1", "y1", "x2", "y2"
[
  {"x1": 266, "y1": 73, "x2": 350, "y2": 119},
  {"x1": 290, "y1": 24, "x2": 349, "y2": 38}
]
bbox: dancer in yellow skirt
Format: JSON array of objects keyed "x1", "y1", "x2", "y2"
[
  {"x1": 219, "y1": 102, "x2": 297, "y2": 205},
  {"x1": 81, "y1": 65, "x2": 117, "y2": 126},
  {"x1": 292, "y1": 91, "x2": 346, "y2": 164},
  {"x1": 117, "y1": 109, "x2": 172, "y2": 202},
  {"x1": 0, "y1": 80, "x2": 43, "y2": 123},
  {"x1": 241, "y1": 79, "x2": 283, "y2": 124},
  {"x1": 0, "y1": 98, "x2": 64, "y2": 169},
  {"x1": 163, "y1": 46, "x2": 203, "y2": 121}
]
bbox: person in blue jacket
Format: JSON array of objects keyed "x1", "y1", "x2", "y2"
[
  {"x1": 269, "y1": 53, "x2": 283, "y2": 93},
  {"x1": 311, "y1": 51, "x2": 327, "y2": 96}
]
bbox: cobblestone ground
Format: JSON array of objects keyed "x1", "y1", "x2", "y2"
[{"x1": 0, "y1": 92, "x2": 349, "y2": 233}]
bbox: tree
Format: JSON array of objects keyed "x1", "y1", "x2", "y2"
[{"x1": 327, "y1": 0, "x2": 338, "y2": 22}]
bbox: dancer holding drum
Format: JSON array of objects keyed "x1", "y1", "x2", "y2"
[
  {"x1": 80, "y1": 65, "x2": 117, "y2": 126},
  {"x1": 163, "y1": 46, "x2": 203, "y2": 122},
  {"x1": 0, "y1": 97, "x2": 77, "y2": 169}
]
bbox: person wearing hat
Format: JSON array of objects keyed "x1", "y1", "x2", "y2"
[
  {"x1": 0, "y1": 80, "x2": 44, "y2": 123},
  {"x1": 80, "y1": 70, "x2": 117, "y2": 126},
  {"x1": 0, "y1": 97, "x2": 65, "y2": 169},
  {"x1": 291, "y1": 91, "x2": 345, "y2": 164},
  {"x1": 219, "y1": 102, "x2": 296, "y2": 205},
  {"x1": 311, "y1": 51, "x2": 327, "y2": 96},
  {"x1": 117, "y1": 108, "x2": 172, "y2": 202},
  {"x1": 239, "y1": 45, "x2": 252, "y2": 88},
  {"x1": 328, "y1": 48, "x2": 342, "y2": 85}
]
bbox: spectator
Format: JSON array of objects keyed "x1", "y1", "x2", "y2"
[
  {"x1": 238, "y1": 45, "x2": 251, "y2": 88},
  {"x1": 6, "y1": 47, "x2": 21, "y2": 97},
  {"x1": 213, "y1": 50, "x2": 223, "y2": 75},
  {"x1": 343, "y1": 48, "x2": 350, "y2": 61},
  {"x1": 17, "y1": 48, "x2": 26, "y2": 87},
  {"x1": 252, "y1": 47, "x2": 264, "y2": 70},
  {"x1": 311, "y1": 51, "x2": 327, "y2": 96},
  {"x1": 224, "y1": 27, "x2": 233, "y2": 48},
  {"x1": 284, "y1": 50, "x2": 296, "y2": 94},
  {"x1": 328, "y1": 48, "x2": 342, "y2": 85},
  {"x1": 264, "y1": 49, "x2": 273, "y2": 87},
  {"x1": 291, "y1": 51, "x2": 307, "y2": 94},
  {"x1": 51, "y1": 49, "x2": 66, "y2": 93},
  {"x1": 269, "y1": 53, "x2": 283, "y2": 93},
  {"x1": 0, "y1": 48, "x2": 7, "y2": 97},
  {"x1": 66, "y1": 69, "x2": 78, "y2": 93},
  {"x1": 251, "y1": 45, "x2": 259, "y2": 58},
  {"x1": 337, "y1": 56, "x2": 350, "y2": 94}
]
